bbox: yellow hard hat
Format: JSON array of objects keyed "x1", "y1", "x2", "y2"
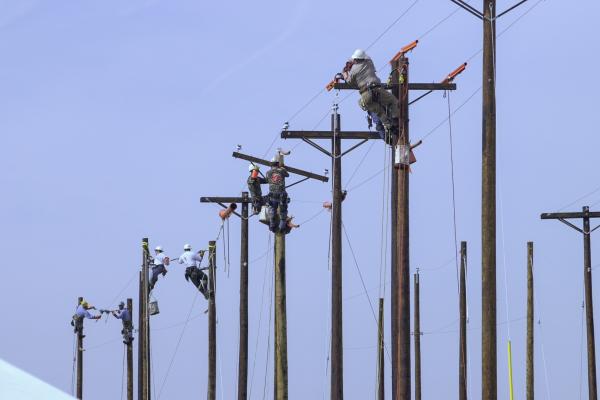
[{"x1": 81, "y1": 300, "x2": 89, "y2": 307}]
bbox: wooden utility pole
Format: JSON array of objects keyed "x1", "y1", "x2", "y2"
[
  {"x1": 392, "y1": 53, "x2": 411, "y2": 400},
  {"x1": 239, "y1": 194, "x2": 249, "y2": 400},
  {"x1": 76, "y1": 296, "x2": 83, "y2": 400},
  {"x1": 414, "y1": 272, "x2": 422, "y2": 400},
  {"x1": 274, "y1": 160, "x2": 288, "y2": 400},
  {"x1": 330, "y1": 106, "x2": 344, "y2": 400},
  {"x1": 232, "y1": 151, "x2": 327, "y2": 400},
  {"x1": 481, "y1": 2, "x2": 497, "y2": 397},
  {"x1": 282, "y1": 106, "x2": 379, "y2": 400},
  {"x1": 208, "y1": 240, "x2": 217, "y2": 400},
  {"x1": 541, "y1": 206, "x2": 600, "y2": 400},
  {"x1": 200, "y1": 193, "x2": 252, "y2": 400},
  {"x1": 332, "y1": 47, "x2": 460, "y2": 400},
  {"x1": 459, "y1": 241, "x2": 468, "y2": 400},
  {"x1": 378, "y1": 298, "x2": 385, "y2": 400},
  {"x1": 125, "y1": 298, "x2": 134, "y2": 400},
  {"x1": 449, "y1": 1, "x2": 530, "y2": 397},
  {"x1": 526, "y1": 242, "x2": 534, "y2": 400},
  {"x1": 138, "y1": 238, "x2": 150, "y2": 400}
]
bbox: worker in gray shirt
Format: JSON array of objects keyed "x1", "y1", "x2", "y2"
[
  {"x1": 343, "y1": 49, "x2": 399, "y2": 143},
  {"x1": 112, "y1": 301, "x2": 134, "y2": 344}
]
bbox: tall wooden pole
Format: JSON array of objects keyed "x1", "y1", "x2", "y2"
[
  {"x1": 460, "y1": 242, "x2": 468, "y2": 400},
  {"x1": 481, "y1": 1, "x2": 497, "y2": 399},
  {"x1": 583, "y1": 207, "x2": 598, "y2": 400},
  {"x1": 238, "y1": 193, "x2": 250, "y2": 400},
  {"x1": 137, "y1": 272, "x2": 143, "y2": 400},
  {"x1": 76, "y1": 296, "x2": 83, "y2": 400},
  {"x1": 391, "y1": 53, "x2": 411, "y2": 400},
  {"x1": 526, "y1": 242, "x2": 533, "y2": 400},
  {"x1": 378, "y1": 298, "x2": 385, "y2": 400},
  {"x1": 208, "y1": 240, "x2": 217, "y2": 400},
  {"x1": 126, "y1": 298, "x2": 134, "y2": 400},
  {"x1": 331, "y1": 106, "x2": 344, "y2": 400},
  {"x1": 414, "y1": 273, "x2": 421, "y2": 400},
  {"x1": 274, "y1": 153, "x2": 289, "y2": 400},
  {"x1": 139, "y1": 237, "x2": 149, "y2": 400}
]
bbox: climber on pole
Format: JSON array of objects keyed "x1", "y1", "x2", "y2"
[
  {"x1": 149, "y1": 245, "x2": 169, "y2": 292},
  {"x1": 247, "y1": 163, "x2": 267, "y2": 214},
  {"x1": 179, "y1": 244, "x2": 209, "y2": 299},
  {"x1": 342, "y1": 49, "x2": 399, "y2": 143},
  {"x1": 266, "y1": 158, "x2": 289, "y2": 233},
  {"x1": 71, "y1": 300, "x2": 101, "y2": 336},
  {"x1": 111, "y1": 301, "x2": 134, "y2": 344}
]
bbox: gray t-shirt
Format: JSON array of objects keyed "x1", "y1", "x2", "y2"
[{"x1": 346, "y1": 59, "x2": 380, "y2": 91}]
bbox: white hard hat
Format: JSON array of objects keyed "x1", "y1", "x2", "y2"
[
  {"x1": 183, "y1": 244, "x2": 192, "y2": 250},
  {"x1": 155, "y1": 246, "x2": 163, "y2": 252},
  {"x1": 351, "y1": 49, "x2": 369, "y2": 60},
  {"x1": 248, "y1": 163, "x2": 259, "y2": 172}
]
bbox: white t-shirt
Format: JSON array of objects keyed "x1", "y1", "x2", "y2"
[{"x1": 153, "y1": 253, "x2": 168, "y2": 266}]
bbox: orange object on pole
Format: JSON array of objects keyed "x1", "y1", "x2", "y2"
[
  {"x1": 442, "y1": 62, "x2": 467, "y2": 84},
  {"x1": 390, "y1": 40, "x2": 419, "y2": 63},
  {"x1": 219, "y1": 203, "x2": 237, "y2": 220}
]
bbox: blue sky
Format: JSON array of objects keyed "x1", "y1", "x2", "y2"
[{"x1": 1, "y1": 0, "x2": 599, "y2": 399}]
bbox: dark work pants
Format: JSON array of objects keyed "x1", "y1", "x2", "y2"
[{"x1": 149, "y1": 264, "x2": 167, "y2": 290}]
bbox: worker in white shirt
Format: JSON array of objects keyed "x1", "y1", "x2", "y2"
[
  {"x1": 179, "y1": 244, "x2": 209, "y2": 299},
  {"x1": 149, "y1": 246, "x2": 169, "y2": 292}
]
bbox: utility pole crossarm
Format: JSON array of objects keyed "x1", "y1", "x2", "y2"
[
  {"x1": 332, "y1": 82, "x2": 456, "y2": 91},
  {"x1": 541, "y1": 212, "x2": 600, "y2": 220},
  {"x1": 232, "y1": 152, "x2": 329, "y2": 182},
  {"x1": 200, "y1": 197, "x2": 252, "y2": 204},
  {"x1": 281, "y1": 131, "x2": 380, "y2": 140}
]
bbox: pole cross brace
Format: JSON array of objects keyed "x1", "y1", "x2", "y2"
[
  {"x1": 541, "y1": 210, "x2": 600, "y2": 235},
  {"x1": 232, "y1": 152, "x2": 329, "y2": 182},
  {"x1": 450, "y1": 0, "x2": 530, "y2": 21}
]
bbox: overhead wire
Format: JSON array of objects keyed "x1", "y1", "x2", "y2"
[
  {"x1": 446, "y1": 91, "x2": 461, "y2": 294},
  {"x1": 342, "y1": 222, "x2": 391, "y2": 362},
  {"x1": 274, "y1": 0, "x2": 423, "y2": 155},
  {"x1": 418, "y1": 0, "x2": 547, "y2": 142}
]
